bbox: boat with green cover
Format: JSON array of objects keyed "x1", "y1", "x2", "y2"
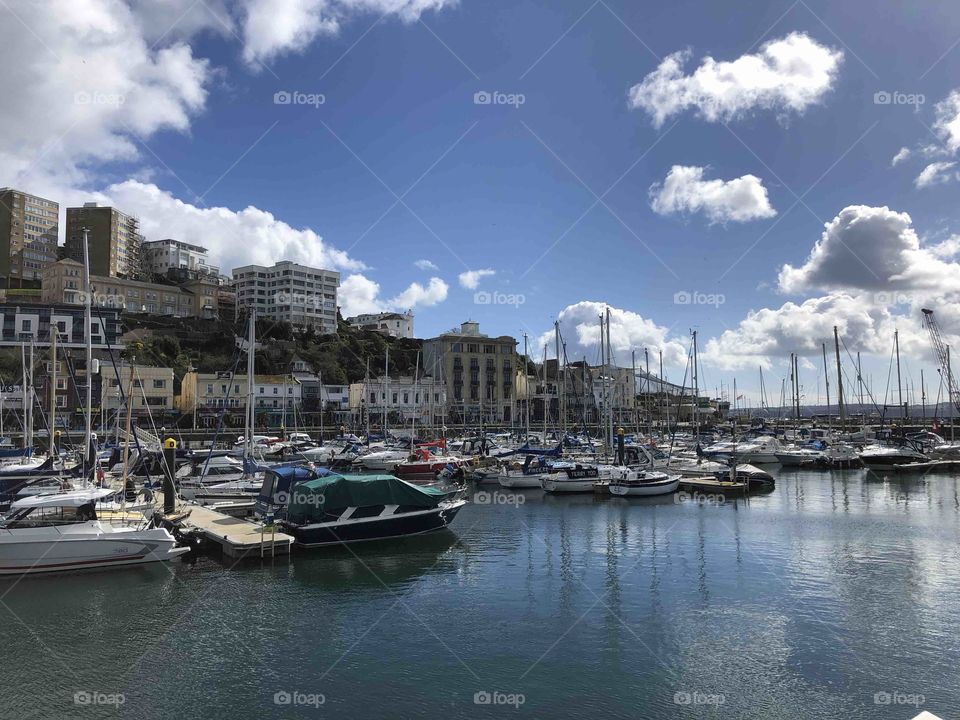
[{"x1": 256, "y1": 468, "x2": 466, "y2": 547}]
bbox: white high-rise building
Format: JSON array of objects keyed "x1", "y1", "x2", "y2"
[
  {"x1": 232, "y1": 260, "x2": 340, "y2": 334},
  {"x1": 142, "y1": 239, "x2": 219, "y2": 277}
]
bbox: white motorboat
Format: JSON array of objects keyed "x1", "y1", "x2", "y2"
[
  {"x1": 608, "y1": 469, "x2": 680, "y2": 497},
  {"x1": 498, "y1": 457, "x2": 570, "y2": 488},
  {"x1": 701, "y1": 435, "x2": 782, "y2": 464},
  {"x1": 0, "y1": 488, "x2": 186, "y2": 575},
  {"x1": 859, "y1": 441, "x2": 928, "y2": 469},
  {"x1": 351, "y1": 448, "x2": 409, "y2": 472},
  {"x1": 540, "y1": 465, "x2": 600, "y2": 493}
]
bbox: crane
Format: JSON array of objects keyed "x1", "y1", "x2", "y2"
[{"x1": 921, "y1": 308, "x2": 960, "y2": 414}]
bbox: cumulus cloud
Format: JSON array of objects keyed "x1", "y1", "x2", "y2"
[
  {"x1": 778, "y1": 205, "x2": 960, "y2": 295},
  {"x1": 241, "y1": 0, "x2": 456, "y2": 64},
  {"x1": 0, "y1": 0, "x2": 211, "y2": 196},
  {"x1": 100, "y1": 180, "x2": 366, "y2": 274},
  {"x1": 628, "y1": 32, "x2": 843, "y2": 127},
  {"x1": 702, "y1": 293, "x2": 898, "y2": 370},
  {"x1": 339, "y1": 274, "x2": 448, "y2": 316},
  {"x1": 915, "y1": 161, "x2": 958, "y2": 188},
  {"x1": 649, "y1": 165, "x2": 776, "y2": 223},
  {"x1": 891, "y1": 147, "x2": 911, "y2": 166},
  {"x1": 414, "y1": 258, "x2": 439, "y2": 271},
  {"x1": 539, "y1": 301, "x2": 688, "y2": 368},
  {"x1": 458, "y1": 268, "x2": 496, "y2": 289},
  {"x1": 934, "y1": 90, "x2": 960, "y2": 153}
]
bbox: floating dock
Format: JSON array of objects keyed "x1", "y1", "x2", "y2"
[{"x1": 159, "y1": 497, "x2": 294, "y2": 558}]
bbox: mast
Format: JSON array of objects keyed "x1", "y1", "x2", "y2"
[
  {"x1": 82, "y1": 228, "x2": 93, "y2": 473},
  {"x1": 691, "y1": 330, "x2": 699, "y2": 438},
  {"x1": 660, "y1": 349, "x2": 666, "y2": 432},
  {"x1": 921, "y1": 368, "x2": 927, "y2": 422},
  {"x1": 412, "y1": 350, "x2": 420, "y2": 442},
  {"x1": 599, "y1": 315, "x2": 606, "y2": 457},
  {"x1": 120, "y1": 363, "x2": 136, "y2": 489},
  {"x1": 631, "y1": 350, "x2": 637, "y2": 435},
  {"x1": 364, "y1": 356, "x2": 370, "y2": 441},
  {"x1": 20, "y1": 344, "x2": 27, "y2": 455},
  {"x1": 895, "y1": 329, "x2": 905, "y2": 421},
  {"x1": 384, "y1": 345, "x2": 389, "y2": 437},
  {"x1": 821, "y1": 342, "x2": 831, "y2": 428},
  {"x1": 645, "y1": 348, "x2": 651, "y2": 436},
  {"x1": 554, "y1": 321, "x2": 562, "y2": 435},
  {"x1": 833, "y1": 326, "x2": 845, "y2": 425},
  {"x1": 245, "y1": 309, "x2": 255, "y2": 461},
  {"x1": 606, "y1": 308, "x2": 613, "y2": 454},
  {"x1": 48, "y1": 324, "x2": 57, "y2": 459},
  {"x1": 523, "y1": 333, "x2": 530, "y2": 442}
]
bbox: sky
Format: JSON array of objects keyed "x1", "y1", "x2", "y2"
[{"x1": 3, "y1": 0, "x2": 960, "y2": 408}]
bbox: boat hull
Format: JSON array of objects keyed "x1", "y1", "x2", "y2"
[
  {"x1": 284, "y1": 501, "x2": 465, "y2": 547},
  {"x1": 540, "y1": 478, "x2": 596, "y2": 493},
  {"x1": 0, "y1": 528, "x2": 186, "y2": 575},
  {"x1": 609, "y1": 478, "x2": 680, "y2": 496}
]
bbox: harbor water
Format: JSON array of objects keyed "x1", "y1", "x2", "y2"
[{"x1": 2, "y1": 468, "x2": 959, "y2": 719}]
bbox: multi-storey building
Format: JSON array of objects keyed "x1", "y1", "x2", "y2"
[
  {"x1": 177, "y1": 370, "x2": 248, "y2": 427},
  {"x1": 100, "y1": 364, "x2": 175, "y2": 417},
  {"x1": 0, "y1": 303, "x2": 122, "y2": 349},
  {"x1": 348, "y1": 375, "x2": 445, "y2": 426},
  {"x1": 64, "y1": 203, "x2": 142, "y2": 279},
  {"x1": 232, "y1": 261, "x2": 339, "y2": 334},
  {"x1": 42, "y1": 259, "x2": 220, "y2": 319},
  {"x1": 345, "y1": 311, "x2": 414, "y2": 338},
  {"x1": 422, "y1": 321, "x2": 518, "y2": 424},
  {"x1": 0, "y1": 188, "x2": 59, "y2": 284},
  {"x1": 141, "y1": 239, "x2": 219, "y2": 278}
]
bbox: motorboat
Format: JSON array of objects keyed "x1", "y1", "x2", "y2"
[
  {"x1": 351, "y1": 447, "x2": 409, "y2": 473},
  {"x1": 859, "y1": 438, "x2": 928, "y2": 468},
  {"x1": 0, "y1": 487, "x2": 186, "y2": 575},
  {"x1": 498, "y1": 456, "x2": 571, "y2": 488},
  {"x1": 255, "y1": 467, "x2": 466, "y2": 547}
]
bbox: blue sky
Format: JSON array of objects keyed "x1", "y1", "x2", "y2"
[{"x1": 5, "y1": 0, "x2": 960, "y2": 404}]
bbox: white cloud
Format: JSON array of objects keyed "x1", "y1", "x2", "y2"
[
  {"x1": 339, "y1": 273, "x2": 448, "y2": 316},
  {"x1": 778, "y1": 205, "x2": 960, "y2": 295},
  {"x1": 702, "y1": 293, "x2": 897, "y2": 370},
  {"x1": 649, "y1": 165, "x2": 776, "y2": 223},
  {"x1": 891, "y1": 147, "x2": 911, "y2": 166},
  {"x1": 100, "y1": 180, "x2": 366, "y2": 274},
  {"x1": 414, "y1": 258, "x2": 439, "y2": 271},
  {"x1": 240, "y1": 0, "x2": 456, "y2": 64},
  {"x1": 458, "y1": 268, "x2": 496, "y2": 289},
  {"x1": 391, "y1": 277, "x2": 449, "y2": 309},
  {"x1": 915, "y1": 161, "x2": 958, "y2": 188},
  {"x1": 540, "y1": 301, "x2": 688, "y2": 368},
  {"x1": 0, "y1": 0, "x2": 211, "y2": 197},
  {"x1": 934, "y1": 89, "x2": 960, "y2": 153},
  {"x1": 628, "y1": 32, "x2": 843, "y2": 127}
]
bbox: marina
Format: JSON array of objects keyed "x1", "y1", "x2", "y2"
[{"x1": 3, "y1": 465, "x2": 958, "y2": 719}]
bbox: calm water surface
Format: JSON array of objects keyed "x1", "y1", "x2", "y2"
[{"x1": 2, "y1": 468, "x2": 959, "y2": 719}]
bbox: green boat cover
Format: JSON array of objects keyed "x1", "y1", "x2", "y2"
[{"x1": 287, "y1": 474, "x2": 455, "y2": 523}]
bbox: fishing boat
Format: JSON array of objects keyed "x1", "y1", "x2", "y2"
[
  {"x1": 255, "y1": 467, "x2": 466, "y2": 547},
  {"x1": 608, "y1": 469, "x2": 680, "y2": 497},
  {"x1": 540, "y1": 465, "x2": 600, "y2": 493},
  {"x1": 0, "y1": 488, "x2": 186, "y2": 575}
]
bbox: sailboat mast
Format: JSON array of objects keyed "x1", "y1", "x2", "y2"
[
  {"x1": 606, "y1": 308, "x2": 613, "y2": 453},
  {"x1": 82, "y1": 228, "x2": 93, "y2": 471},
  {"x1": 523, "y1": 333, "x2": 530, "y2": 441},
  {"x1": 895, "y1": 329, "x2": 905, "y2": 421},
  {"x1": 48, "y1": 325, "x2": 57, "y2": 459},
  {"x1": 692, "y1": 330, "x2": 699, "y2": 438},
  {"x1": 246, "y1": 309, "x2": 255, "y2": 459},
  {"x1": 833, "y1": 326, "x2": 845, "y2": 425}
]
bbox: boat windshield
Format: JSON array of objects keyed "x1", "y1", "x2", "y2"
[{"x1": 0, "y1": 502, "x2": 96, "y2": 529}]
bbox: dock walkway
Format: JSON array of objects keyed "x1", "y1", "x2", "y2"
[{"x1": 160, "y1": 498, "x2": 294, "y2": 558}]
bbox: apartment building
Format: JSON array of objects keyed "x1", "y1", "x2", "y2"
[
  {"x1": 142, "y1": 239, "x2": 219, "y2": 278},
  {"x1": 0, "y1": 303, "x2": 122, "y2": 349},
  {"x1": 345, "y1": 311, "x2": 414, "y2": 338},
  {"x1": 100, "y1": 364, "x2": 175, "y2": 416},
  {"x1": 232, "y1": 260, "x2": 339, "y2": 334},
  {"x1": 421, "y1": 321, "x2": 518, "y2": 424},
  {"x1": 0, "y1": 188, "x2": 59, "y2": 283},
  {"x1": 64, "y1": 203, "x2": 142, "y2": 279},
  {"x1": 348, "y1": 375, "x2": 445, "y2": 426}
]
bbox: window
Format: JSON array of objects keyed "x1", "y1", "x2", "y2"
[
  {"x1": 153, "y1": 379, "x2": 166, "y2": 389},
  {"x1": 20, "y1": 319, "x2": 31, "y2": 331},
  {"x1": 273, "y1": 387, "x2": 278, "y2": 395},
  {"x1": 369, "y1": 392, "x2": 376, "y2": 404},
  {"x1": 403, "y1": 393, "x2": 409, "y2": 404},
  {"x1": 259, "y1": 387, "x2": 264, "y2": 394},
  {"x1": 206, "y1": 384, "x2": 213, "y2": 394},
  {"x1": 392, "y1": 393, "x2": 398, "y2": 404}
]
